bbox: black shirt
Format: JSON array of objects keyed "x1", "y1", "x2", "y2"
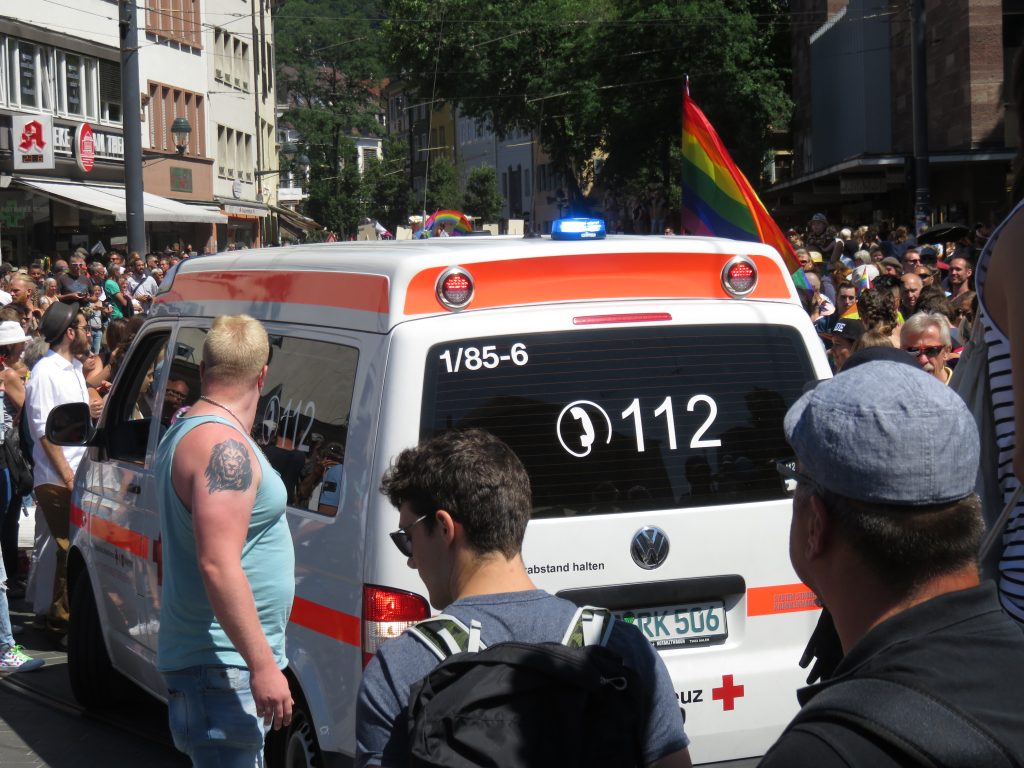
[{"x1": 760, "y1": 582, "x2": 1024, "y2": 767}]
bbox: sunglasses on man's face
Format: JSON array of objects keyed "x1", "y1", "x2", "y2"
[
  {"x1": 389, "y1": 514, "x2": 430, "y2": 557},
  {"x1": 776, "y1": 460, "x2": 816, "y2": 489},
  {"x1": 904, "y1": 345, "x2": 946, "y2": 358}
]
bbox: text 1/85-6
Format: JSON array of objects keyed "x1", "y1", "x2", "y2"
[{"x1": 438, "y1": 343, "x2": 529, "y2": 373}]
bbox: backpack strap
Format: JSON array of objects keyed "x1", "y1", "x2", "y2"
[
  {"x1": 407, "y1": 615, "x2": 487, "y2": 661},
  {"x1": 562, "y1": 606, "x2": 615, "y2": 649},
  {"x1": 791, "y1": 677, "x2": 1020, "y2": 768}
]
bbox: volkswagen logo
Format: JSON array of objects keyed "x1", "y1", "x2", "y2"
[{"x1": 631, "y1": 526, "x2": 669, "y2": 570}]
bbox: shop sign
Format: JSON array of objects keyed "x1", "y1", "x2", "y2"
[
  {"x1": 839, "y1": 176, "x2": 888, "y2": 195},
  {"x1": 12, "y1": 114, "x2": 55, "y2": 170},
  {"x1": 54, "y1": 124, "x2": 125, "y2": 161},
  {"x1": 170, "y1": 167, "x2": 193, "y2": 193},
  {"x1": 76, "y1": 123, "x2": 96, "y2": 172},
  {"x1": 223, "y1": 203, "x2": 265, "y2": 216},
  {"x1": 0, "y1": 200, "x2": 31, "y2": 228}
]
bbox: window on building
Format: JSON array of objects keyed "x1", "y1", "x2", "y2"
[
  {"x1": 214, "y1": 29, "x2": 227, "y2": 82},
  {"x1": 5, "y1": 40, "x2": 55, "y2": 112},
  {"x1": 146, "y1": 0, "x2": 203, "y2": 49},
  {"x1": 148, "y1": 81, "x2": 206, "y2": 157},
  {"x1": 217, "y1": 125, "x2": 227, "y2": 177},
  {"x1": 56, "y1": 51, "x2": 97, "y2": 120},
  {"x1": 243, "y1": 134, "x2": 252, "y2": 180},
  {"x1": 99, "y1": 59, "x2": 121, "y2": 124}
]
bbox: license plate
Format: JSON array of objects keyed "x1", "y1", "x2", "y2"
[{"x1": 615, "y1": 601, "x2": 728, "y2": 648}]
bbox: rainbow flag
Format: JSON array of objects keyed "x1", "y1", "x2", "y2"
[
  {"x1": 681, "y1": 86, "x2": 799, "y2": 273},
  {"x1": 791, "y1": 269, "x2": 814, "y2": 297}
]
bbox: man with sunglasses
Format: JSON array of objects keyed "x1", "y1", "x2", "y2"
[
  {"x1": 357, "y1": 429, "x2": 692, "y2": 768},
  {"x1": 761, "y1": 360, "x2": 1024, "y2": 767},
  {"x1": 900, "y1": 311, "x2": 953, "y2": 384}
]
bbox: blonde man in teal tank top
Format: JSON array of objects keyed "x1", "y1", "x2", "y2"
[{"x1": 156, "y1": 315, "x2": 294, "y2": 768}]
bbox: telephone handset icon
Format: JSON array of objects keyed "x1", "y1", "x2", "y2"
[
  {"x1": 570, "y1": 406, "x2": 595, "y2": 451},
  {"x1": 557, "y1": 400, "x2": 612, "y2": 458}
]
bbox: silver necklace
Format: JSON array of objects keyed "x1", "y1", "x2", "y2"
[{"x1": 199, "y1": 395, "x2": 245, "y2": 428}]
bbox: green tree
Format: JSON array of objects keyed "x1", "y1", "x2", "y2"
[
  {"x1": 362, "y1": 135, "x2": 416, "y2": 231},
  {"x1": 425, "y1": 157, "x2": 460, "y2": 212},
  {"x1": 306, "y1": 138, "x2": 364, "y2": 236},
  {"x1": 275, "y1": 0, "x2": 385, "y2": 232},
  {"x1": 462, "y1": 166, "x2": 503, "y2": 222},
  {"x1": 381, "y1": 0, "x2": 790, "y2": 200}
]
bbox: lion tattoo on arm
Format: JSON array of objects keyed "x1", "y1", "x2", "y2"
[{"x1": 205, "y1": 438, "x2": 253, "y2": 493}]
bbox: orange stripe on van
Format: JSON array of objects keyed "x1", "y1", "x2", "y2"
[
  {"x1": 159, "y1": 271, "x2": 390, "y2": 314},
  {"x1": 71, "y1": 503, "x2": 150, "y2": 559},
  {"x1": 289, "y1": 596, "x2": 361, "y2": 647},
  {"x1": 747, "y1": 583, "x2": 821, "y2": 617},
  {"x1": 404, "y1": 252, "x2": 791, "y2": 314}
]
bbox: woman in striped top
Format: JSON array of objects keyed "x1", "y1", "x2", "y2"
[{"x1": 977, "y1": 50, "x2": 1024, "y2": 622}]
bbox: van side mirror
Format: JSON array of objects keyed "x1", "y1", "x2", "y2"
[{"x1": 46, "y1": 402, "x2": 92, "y2": 446}]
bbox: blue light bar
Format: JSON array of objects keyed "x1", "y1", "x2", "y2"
[{"x1": 551, "y1": 217, "x2": 606, "y2": 241}]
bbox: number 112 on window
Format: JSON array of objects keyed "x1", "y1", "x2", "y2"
[{"x1": 621, "y1": 395, "x2": 721, "y2": 453}]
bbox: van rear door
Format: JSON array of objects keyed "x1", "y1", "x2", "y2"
[{"x1": 415, "y1": 308, "x2": 825, "y2": 764}]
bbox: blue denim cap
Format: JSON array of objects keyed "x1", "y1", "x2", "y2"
[{"x1": 784, "y1": 361, "x2": 979, "y2": 506}]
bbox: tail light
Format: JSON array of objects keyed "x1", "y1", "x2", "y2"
[
  {"x1": 436, "y1": 266, "x2": 474, "y2": 310},
  {"x1": 362, "y1": 584, "x2": 430, "y2": 666},
  {"x1": 721, "y1": 256, "x2": 757, "y2": 298}
]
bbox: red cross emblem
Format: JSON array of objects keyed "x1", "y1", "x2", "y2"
[
  {"x1": 19, "y1": 120, "x2": 46, "y2": 152},
  {"x1": 711, "y1": 674, "x2": 745, "y2": 711}
]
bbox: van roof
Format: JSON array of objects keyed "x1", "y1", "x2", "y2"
[{"x1": 154, "y1": 235, "x2": 799, "y2": 333}]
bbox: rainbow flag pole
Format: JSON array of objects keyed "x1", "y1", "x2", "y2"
[{"x1": 681, "y1": 80, "x2": 800, "y2": 274}]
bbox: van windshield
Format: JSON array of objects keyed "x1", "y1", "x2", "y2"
[{"x1": 421, "y1": 324, "x2": 817, "y2": 518}]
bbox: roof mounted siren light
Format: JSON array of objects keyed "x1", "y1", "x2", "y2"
[
  {"x1": 435, "y1": 266, "x2": 475, "y2": 311},
  {"x1": 721, "y1": 255, "x2": 758, "y2": 298},
  {"x1": 550, "y1": 217, "x2": 606, "y2": 241}
]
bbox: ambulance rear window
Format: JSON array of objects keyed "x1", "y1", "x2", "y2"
[{"x1": 421, "y1": 325, "x2": 815, "y2": 517}]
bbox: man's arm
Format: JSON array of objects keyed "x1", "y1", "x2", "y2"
[
  {"x1": 648, "y1": 748, "x2": 692, "y2": 768},
  {"x1": 40, "y1": 436, "x2": 74, "y2": 490},
  {"x1": 173, "y1": 424, "x2": 293, "y2": 730}
]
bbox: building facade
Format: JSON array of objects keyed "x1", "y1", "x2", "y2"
[
  {"x1": 0, "y1": 0, "x2": 277, "y2": 263},
  {"x1": 767, "y1": 0, "x2": 1015, "y2": 229}
]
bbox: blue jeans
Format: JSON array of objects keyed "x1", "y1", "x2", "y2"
[
  {"x1": 0, "y1": 468, "x2": 13, "y2": 653},
  {"x1": 163, "y1": 665, "x2": 269, "y2": 768}
]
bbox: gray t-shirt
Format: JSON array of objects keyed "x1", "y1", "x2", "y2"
[{"x1": 356, "y1": 590, "x2": 689, "y2": 767}]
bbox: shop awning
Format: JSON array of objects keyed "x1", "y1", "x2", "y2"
[
  {"x1": 270, "y1": 203, "x2": 322, "y2": 239},
  {"x1": 15, "y1": 178, "x2": 228, "y2": 224}
]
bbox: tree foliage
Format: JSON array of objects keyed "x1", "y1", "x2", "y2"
[
  {"x1": 463, "y1": 166, "x2": 503, "y2": 222},
  {"x1": 425, "y1": 157, "x2": 461, "y2": 212},
  {"x1": 362, "y1": 135, "x2": 416, "y2": 230},
  {"x1": 381, "y1": 0, "x2": 790, "y2": 202},
  {"x1": 275, "y1": 0, "x2": 387, "y2": 233}
]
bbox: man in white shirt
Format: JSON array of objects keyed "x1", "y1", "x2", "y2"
[
  {"x1": 25, "y1": 302, "x2": 92, "y2": 633},
  {"x1": 126, "y1": 252, "x2": 159, "y2": 315}
]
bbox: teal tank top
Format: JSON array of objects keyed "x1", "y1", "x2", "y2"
[{"x1": 156, "y1": 414, "x2": 294, "y2": 672}]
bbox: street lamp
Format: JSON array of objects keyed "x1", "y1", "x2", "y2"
[{"x1": 171, "y1": 117, "x2": 192, "y2": 155}]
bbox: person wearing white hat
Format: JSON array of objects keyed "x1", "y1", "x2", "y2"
[
  {"x1": 0, "y1": 316, "x2": 43, "y2": 672},
  {"x1": 0, "y1": 320, "x2": 31, "y2": 607}
]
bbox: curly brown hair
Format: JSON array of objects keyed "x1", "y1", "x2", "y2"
[{"x1": 858, "y1": 287, "x2": 898, "y2": 335}]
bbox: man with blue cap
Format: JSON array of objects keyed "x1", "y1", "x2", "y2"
[{"x1": 761, "y1": 361, "x2": 1024, "y2": 766}]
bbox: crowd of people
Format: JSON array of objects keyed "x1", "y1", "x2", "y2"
[
  {"x1": 785, "y1": 212, "x2": 984, "y2": 383},
  {"x1": 0, "y1": 246, "x2": 176, "y2": 672}
]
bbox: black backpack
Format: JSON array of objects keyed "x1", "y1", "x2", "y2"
[
  {"x1": 405, "y1": 607, "x2": 648, "y2": 768},
  {"x1": 789, "y1": 677, "x2": 1021, "y2": 768}
]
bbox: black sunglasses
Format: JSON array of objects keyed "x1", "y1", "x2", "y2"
[
  {"x1": 775, "y1": 460, "x2": 816, "y2": 490},
  {"x1": 389, "y1": 514, "x2": 430, "y2": 557},
  {"x1": 904, "y1": 345, "x2": 945, "y2": 358}
]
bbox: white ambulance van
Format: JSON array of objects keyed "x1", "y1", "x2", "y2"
[{"x1": 48, "y1": 227, "x2": 830, "y2": 767}]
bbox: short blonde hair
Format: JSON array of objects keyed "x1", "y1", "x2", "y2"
[{"x1": 202, "y1": 315, "x2": 269, "y2": 384}]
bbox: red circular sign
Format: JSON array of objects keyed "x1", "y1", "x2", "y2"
[{"x1": 76, "y1": 123, "x2": 95, "y2": 172}]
